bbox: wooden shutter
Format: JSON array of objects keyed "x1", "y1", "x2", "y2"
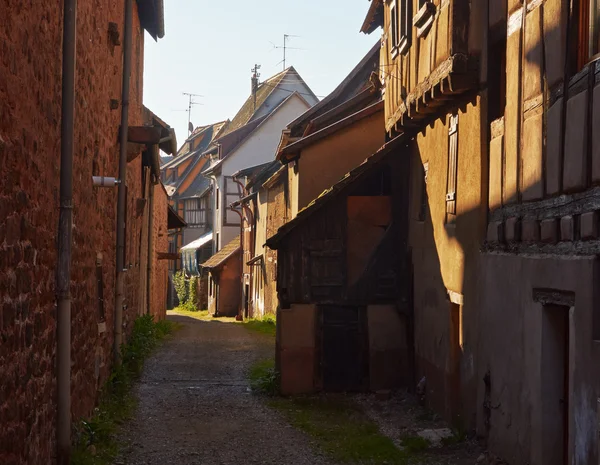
[{"x1": 446, "y1": 114, "x2": 458, "y2": 217}]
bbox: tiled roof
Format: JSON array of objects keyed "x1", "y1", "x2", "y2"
[
  {"x1": 201, "y1": 236, "x2": 240, "y2": 270},
  {"x1": 224, "y1": 67, "x2": 316, "y2": 135}
]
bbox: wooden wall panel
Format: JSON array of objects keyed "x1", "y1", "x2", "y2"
[
  {"x1": 592, "y1": 85, "x2": 600, "y2": 183},
  {"x1": 563, "y1": 90, "x2": 589, "y2": 192},
  {"x1": 504, "y1": 28, "x2": 523, "y2": 204},
  {"x1": 523, "y1": 7, "x2": 543, "y2": 102},
  {"x1": 521, "y1": 109, "x2": 544, "y2": 201},
  {"x1": 543, "y1": 0, "x2": 567, "y2": 89},
  {"x1": 545, "y1": 97, "x2": 564, "y2": 195},
  {"x1": 489, "y1": 134, "x2": 504, "y2": 210}
]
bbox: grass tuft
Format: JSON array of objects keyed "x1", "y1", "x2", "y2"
[
  {"x1": 269, "y1": 396, "x2": 410, "y2": 464},
  {"x1": 248, "y1": 358, "x2": 278, "y2": 396},
  {"x1": 71, "y1": 315, "x2": 179, "y2": 465}
]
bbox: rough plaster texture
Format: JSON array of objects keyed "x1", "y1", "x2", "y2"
[
  {"x1": 295, "y1": 110, "x2": 385, "y2": 212},
  {"x1": 0, "y1": 2, "x2": 158, "y2": 464},
  {"x1": 279, "y1": 305, "x2": 316, "y2": 395},
  {"x1": 408, "y1": 98, "x2": 486, "y2": 428},
  {"x1": 478, "y1": 255, "x2": 599, "y2": 465},
  {"x1": 367, "y1": 305, "x2": 410, "y2": 391}
]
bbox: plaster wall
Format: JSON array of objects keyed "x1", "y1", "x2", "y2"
[
  {"x1": 477, "y1": 254, "x2": 599, "y2": 465},
  {"x1": 408, "y1": 96, "x2": 487, "y2": 427},
  {"x1": 295, "y1": 110, "x2": 385, "y2": 211}
]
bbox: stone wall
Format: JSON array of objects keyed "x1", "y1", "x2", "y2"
[{"x1": 0, "y1": 2, "x2": 155, "y2": 463}]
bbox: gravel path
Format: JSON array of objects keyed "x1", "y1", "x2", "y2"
[{"x1": 117, "y1": 314, "x2": 334, "y2": 465}]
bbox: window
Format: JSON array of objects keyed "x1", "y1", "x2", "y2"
[
  {"x1": 390, "y1": 0, "x2": 411, "y2": 56},
  {"x1": 418, "y1": 162, "x2": 429, "y2": 222},
  {"x1": 446, "y1": 115, "x2": 458, "y2": 223},
  {"x1": 184, "y1": 197, "x2": 211, "y2": 227},
  {"x1": 574, "y1": 0, "x2": 600, "y2": 71},
  {"x1": 223, "y1": 176, "x2": 242, "y2": 226}
]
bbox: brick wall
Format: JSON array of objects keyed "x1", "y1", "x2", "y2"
[
  {"x1": 0, "y1": 2, "x2": 159, "y2": 463},
  {"x1": 150, "y1": 183, "x2": 169, "y2": 319}
]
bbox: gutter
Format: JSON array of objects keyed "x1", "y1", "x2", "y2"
[
  {"x1": 114, "y1": 0, "x2": 134, "y2": 364},
  {"x1": 57, "y1": 0, "x2": 77, "y2": 462}
]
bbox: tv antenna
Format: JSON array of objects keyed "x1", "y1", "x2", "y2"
[
  {"x1": 270, "y1": 34, "x2": 303, "y2": 71},
  {"x1": 182, "y1": 92, "x2": 204, "y2": 135}
]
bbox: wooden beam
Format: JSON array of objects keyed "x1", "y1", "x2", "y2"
[{"x1": 126, "y1": 126, "x2": 162, "y2": 144}]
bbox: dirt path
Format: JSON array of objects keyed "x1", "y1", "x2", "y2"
[{"x1": 117, "y1": 314, "x2": 334, "y2": 465}]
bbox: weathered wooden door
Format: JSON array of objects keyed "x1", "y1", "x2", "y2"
[{"x1": 320, "y1": 305, "x2": 367, "y2": 392}]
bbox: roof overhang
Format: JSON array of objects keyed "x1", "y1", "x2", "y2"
[
  {"x1": 137, "y1": 0, "x2": 165, "y2": 40},
  {"x1": 168, "y1": 205, "x2": 186, "y2": 229},
  {"x1": 278, "y1": 99, "x2": 384, "y2": 163},
  {"x1": 361, "y1": 0, "x2": 384, "y2": 34}
]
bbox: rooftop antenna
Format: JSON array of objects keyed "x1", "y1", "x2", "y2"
[
  {"x1": 182, "y1": 92, "x2": 204, "y2": 135},
  {"x1": 251, "y1": 64, "x2": 261, "y2": 111},
  {"x1": 271, "y1": 34, "x2": 303, "y2": 71}
]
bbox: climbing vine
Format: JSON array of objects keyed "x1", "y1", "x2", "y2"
[
  {"x1": 173, "y1": 271, "x2": 188, "y2": 304},
  {"x1": 173, "y1": 271, "x2": 198, "y2": 311}
]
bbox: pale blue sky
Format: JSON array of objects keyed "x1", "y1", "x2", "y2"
[{"x1": 143, "y1": 0, "x2": 378, "y2": 145}]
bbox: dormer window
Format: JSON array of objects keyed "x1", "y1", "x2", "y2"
[{"x1": 390, "y1": 0, "x2": 411, "y2": 57}]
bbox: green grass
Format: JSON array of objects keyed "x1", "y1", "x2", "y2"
[
  {"x1": 248, "y1": 358, "x2": 278, "y2": 396},
  {"x1": 242, "y1": 316, "x2": 276, "y2": 337},
  {"x1": 72, "y1": 315, "x2": 179, "y2": 465},
  {"x1": 400, "y1": 435, "x2": 431, "y2": 453},
  {"x1": 170, "y1": 307, "x2": 212, "y2": 320},
  {"x1": 269, "y1": 396, "x2": 415, "y2": 464}
]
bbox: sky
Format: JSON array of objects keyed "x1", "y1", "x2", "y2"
[{"x1": 143, "y1": 0, "x2": 379, "y2": 146}]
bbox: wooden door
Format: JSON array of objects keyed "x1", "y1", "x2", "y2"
[{"x1": 320, "y1": 306, "x2": 367, "y2": 392}]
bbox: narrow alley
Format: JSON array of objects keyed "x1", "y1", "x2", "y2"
[{"x1": 117, "y1": 314, "x2": 334, "y2": 465}]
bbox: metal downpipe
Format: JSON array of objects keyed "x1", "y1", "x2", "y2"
[
  {"x1": 57, "y1": 0, "x2": 77, "y2": 462},
  {"x1": 147, "y1": 169, "x2": 155, "y2": 315},
  {"x1": 114, "y1": 0, "x2": 133, "y2": 363}
]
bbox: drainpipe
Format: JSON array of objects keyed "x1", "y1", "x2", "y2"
[
  {"x1": 114, "y1": 0, "x2": 133, "y2": 363},
  {"x1": 147, "y1": 171, "x2": 155, "y2": 315},
  {"x1": 57, "y1": 0, "x2": 76, "y2": 463},
  {"x1": 230, "y1": 205, "x2": 245, "y2": 320}
]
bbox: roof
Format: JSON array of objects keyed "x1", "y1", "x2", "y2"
[
  {"x1": 165, "y1": 121, "x2": 227, "y2": 169},
  {"x1": 266, "y1": 135, "x2": 407, "y2": 249},
  {"x1": 168, "y1": 205, "x2": 187, "y2": 229},
  {"x1": 179, "y1": 174, "x2": 211, "y2": 199},
  {"x1": 181, "y1": 231, "x2": 213, "y2": 252},
  {"x1": 137, "y1": 0, "x2": 165, "y2": 40},
  {"x1": 285, "y1": 41, "x2": 381, "y2": 137},
  {"x1": 224, "y1": 67, "x2": 318, "y2": 135},
  {"x1": 361, "y1": 0, "x2": 384, "y2": 34},
  {"x1": 205, "y1": 92, "x2": 309, "y2": 175},
  {"x1": 201, "y1": 236, "x2": 241, "y2": 270},
  {"x1": 246, "y1": 160, "x2": 283, "y2": 190},
  {"x1": 232, "y1": 162, "x2": 273, "y2": 180}
]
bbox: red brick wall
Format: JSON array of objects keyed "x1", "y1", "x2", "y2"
[
  {"x1": 0, "y1": 2, "x2": 151, "y2": 464},
  {"x1": 150, "y1": 184, "x2": 169, "y2": 319}
]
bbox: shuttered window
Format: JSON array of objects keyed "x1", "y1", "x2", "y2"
[
  {"x1": 446, "y1": 114, "x2": 458, "y2": 222},
  {"x1": 390, "y1": 0, "x2": 411, "y2": 56}
]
